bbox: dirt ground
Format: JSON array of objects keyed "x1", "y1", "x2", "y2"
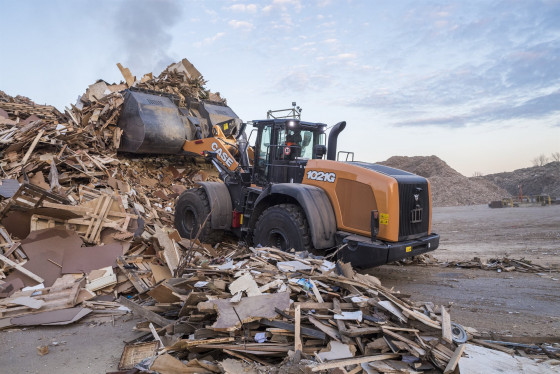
[
  {"x1": 0, "y1": 204, "x2": 558, "y2": 373},
  {"x1": 368, "y1": 204, "x2": 560, "y2": 338}
]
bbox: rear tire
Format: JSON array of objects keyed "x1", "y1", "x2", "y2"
[
  {"x1": 253, "y1": 203, "x2": 311, "y2": 252},
  {"x1": 174, "y1": 188, "x2": 223, "y2": 243}
]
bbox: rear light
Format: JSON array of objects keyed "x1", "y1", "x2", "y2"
[
  {"x1": 195, "y1": 140, "x2": 204, "y2": 144},
  {"x1": 232, "y1": 211, "x2": 243, "y2": 228}
]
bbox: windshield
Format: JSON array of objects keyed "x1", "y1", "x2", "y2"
[{"x1": 278, "y1": 128, "x2": 319, "y2": 159}]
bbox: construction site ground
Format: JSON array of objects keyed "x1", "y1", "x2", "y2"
[
  {"x1": 1, "y1": 204, "x2": 559, "y2": 373},
  {"x1": 372, "y1": 204, "x2": 560, "y2": 338}
]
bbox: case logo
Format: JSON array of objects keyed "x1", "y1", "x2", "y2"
[
  {"x1": 306, "y1": 170, "x2": 336, "y2": 183},
  {"x1": 211, "y1": 142, "x2": 234, "y2": 167}
]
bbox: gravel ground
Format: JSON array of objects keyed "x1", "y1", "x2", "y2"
[{"x1": 368, "y1": 204, "x2": 560, "y2": 337}]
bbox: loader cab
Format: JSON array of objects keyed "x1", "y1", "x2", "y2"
[{"x1": 252, "y1": 119, "x2": 326, "y2": 186}]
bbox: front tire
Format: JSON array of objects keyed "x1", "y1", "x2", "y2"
[
  {"x1": 174, "y1": 188, "x2": 222, "y2": 243},
  {"x1": 253, "y1": 203, "x2": 311, "y2": 252}
]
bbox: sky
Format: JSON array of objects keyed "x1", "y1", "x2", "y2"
[{"x1": 1, "y1": 0, "x2": 559, "y2": 176}]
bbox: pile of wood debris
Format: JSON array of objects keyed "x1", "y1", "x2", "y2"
[
  {"x1": 0, "y1": 60, "x2": 223, "y2": 323},
  {"x1": 113, "y1": 246, "x2": 559, "y2": 373}
]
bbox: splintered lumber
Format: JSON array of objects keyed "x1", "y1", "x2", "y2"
[
  {"x1": 166, "y1": 337, "x2": 235, "y2": 351},
  {"x1": 21, "y1": 129, "x2": 44, "y2": 165},
  {"x1": 294, "y1": 304, "x2": 303, "y2": 352},
  {"x1": 294, "y1": 302, "x2": 354, "y2": 311},
  {"x1": 444, "y1": 344, "x2": 466, "y2": 374},
  {"x1": 308, "y1": 315, "x2": 342, "y2": 341},
  {"x1": 118, "y1": 296, "x2": 173, "y2": 327},
  {"x1": 0, "y1": 276, "x2": 81, "y2": 318},
  {"x1": 377, "y1": 300, "x2": 407, "y2": 323},
  {"x1": 310, "y1": 354, "x2": 400, "y2": 371},
  {"x1": 333, "y1": 298, "x2": 352, "y2": 344},
  {"x1": 155, "y1": 226, "x2": 180, "y2": 274},
  {"x1": 259, "y1": 319, "x2": 326, "y2": 340},
  {"x1": 381, "y1": 328, "x2": 426, "y2": 356},
  {"x1": 441, "y1": 307, "x2": 453, "y2": 344},
  {"x1": 0, "y1": 254, "x2": 44, "y2": 284}
]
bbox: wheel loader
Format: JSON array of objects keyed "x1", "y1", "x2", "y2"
[{"x1": 118, "y1": 89, "x2": 439, "y2": 268}]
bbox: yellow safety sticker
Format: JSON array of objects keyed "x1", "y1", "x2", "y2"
[
  {"x1": 223, "y1": 122, "x2": 229, "y2": 130},
  {"x1": 379, "y1": 213, "x2": 389, "y2": 225},
  {"x1": 406, "y1": 246, "x2": 412, "y2": 252}
]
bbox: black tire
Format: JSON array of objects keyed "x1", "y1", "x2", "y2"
[
  {"x1": 174, "y1": 188, "x2": 223, "y2": 243},
  {"x1": 253, "y1": 203, "x2": 311, "y2": 252}
]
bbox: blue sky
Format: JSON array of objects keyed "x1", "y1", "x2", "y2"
[{"x1": 1, "y1": 0, "x2": 559, "y2": 175}]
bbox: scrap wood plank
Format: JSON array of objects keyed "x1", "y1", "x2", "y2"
[
  {"x1": 294, "y1": 304, "x2": 303, "y2": 352},
  {"x1": 87, "y1": 194, "x2": 113, "y2": 243},
  {"x1": 259, "y1": 319, "x2": 326, "y2": 340},
  {"x1": 0, "y1": 183, "x2": 70, "y2": 219},
  {"x1": 195, "y1": 343, "x2": 291, "y2": 353},
  {"x1": 402, "y1": 308, "x2": 441, "y2": 329},
  {"x1": 441, "y1": 307, "x2": 453, "y2": 344},
  {"x1": 333, "y1": 298, "x2": 353, "y2": 344},
  {"x1": 382, "y1": 328, "x2": 426, "y2": 356},
  {"x1": 0, "y1": 254, "x2": 44, "y2": 284},
  {"x1": 166, "y1": 337, "x2": 235, "y2": 351},
  {"x1": 309, "y1": 279, "x2": 324, "y2": 303},
  {"x1": 155, "y1": 226, "x2": 180, "y2": 274},
  {"x1": 444, "y1": 344, "x2": 466, "y2": 374},
  {"x1": 41, "y1": 201, "x2": 136, "y2": 219},
  {"x1": 377, "y1": 300, "x2": 408, "y2": 323},
  {"x1": 308, "y1": 315, "x2": 342, "y2": 342},
  {"x1": 294, "y1": 301, "x2": 354, "y2": 311},
  {"x1": 342, "y1": 326, "x2": 382, "y2": 338},
  {"x1": 0, "y1": 278, "x2": 81, "y2": 318},
  {"x1": 118, "y1": 296, "x2": 173, "y2": 327},
  {"x1": 471, "y1": 339, "x2": 515, "y2": 355},
  {"x1": 309, "y1": 353, "x2": 400, "y2": 371},
  {"x1": 21, "y1": 129, "x2": 45, "y2": 165},
  {"x1": 117, "y1": 256, "x2": 153, "y2": 293}
]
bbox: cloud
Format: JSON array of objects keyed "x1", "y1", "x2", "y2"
[
  {"x1": 394, "y1": 116, "x2": 467, "y2": 128},
  {"x1": 275, "y1": 70, "x2": 332, "y2": 92},
  {"x1": 113, "y1": 0, "x2": 183, "y2": 75},
  {"x1": 228, "y1": 4, "x2": 258, "y2": 13},
  {"x1": 228, "y1": 20, "x2": 254, "y2": 30},
  {"x1": 263, "y1": 0, "x2": 302, "y2": 13},
  {"x1": 194, "y1": 32, "x2": 226, "y2": 47},
  {"x1": 335, "y1": 53, "x2": 356, "y2": 60}
]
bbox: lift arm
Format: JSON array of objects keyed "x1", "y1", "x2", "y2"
[{"x1": 182, "y1": 125, "x2": 241, "y2": 172}]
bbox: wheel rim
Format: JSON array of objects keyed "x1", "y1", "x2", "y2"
[
  {"x1": 269, "y1": 229, "x2": 289, "y2": 251},
  {"x1": 179, "y1": 208, "x2": 197, "y2": 236}
]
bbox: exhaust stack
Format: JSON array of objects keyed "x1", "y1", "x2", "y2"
[{"x1": 327, "y1": 121, "x2": 346, "y2": 161}]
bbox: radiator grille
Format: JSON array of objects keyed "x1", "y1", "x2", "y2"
[{"x1": 398, "y1": 181, "x2": 430, "y2": 240}]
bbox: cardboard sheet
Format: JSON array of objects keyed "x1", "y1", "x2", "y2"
[
  {"x1": 10, "y1": 307, "x2": 92, "y2": 326},
  {"x1": 5, "y1": 228, "x2": 83, "y2": 287},
  {"x1": 61, "y1": 243, "x2": 122, "y2": 274}
]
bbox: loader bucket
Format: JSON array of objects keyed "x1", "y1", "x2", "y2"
[{"x1": 117, "y1": 90, "x2": 190, "y2": 154}]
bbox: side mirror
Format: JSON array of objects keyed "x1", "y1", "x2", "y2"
[{"x1": 313, "y1": 144, "x2": 327, "y2": 159}]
